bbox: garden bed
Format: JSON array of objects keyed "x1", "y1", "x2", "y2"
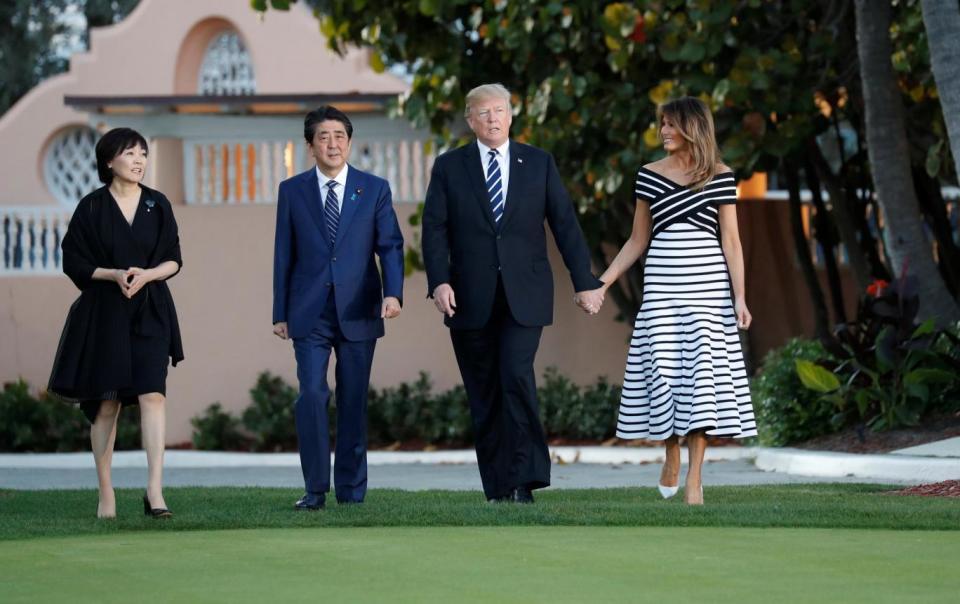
[{"x1": 795, "y1": 411, "x2": 960, "y2": 454}]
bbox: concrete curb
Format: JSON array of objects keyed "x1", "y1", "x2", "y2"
[
  {"x1": 0, "y1": 446, "x2": 754, "y2": 469},
  {"x1": 2, "y1": 447, "x2": 956, "y2": 484},
  {"x1": 754, "y1": 447, "x2": 960, "y2": 483}
]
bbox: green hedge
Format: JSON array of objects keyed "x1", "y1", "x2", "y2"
[
  {"x1": 191, "y1": 369, "x2": 621, "y2": 451},
  {"x1": 3, "y1": 369, "x2": 622, "y2": 453},
  {"x1": 0, "y1": 379, "x2": 141, "y2": 452}
]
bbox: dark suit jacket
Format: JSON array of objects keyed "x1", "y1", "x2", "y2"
[
  {"x1": 421, "y1": 140, "x2": 601, "y2": 330},
  {"x1": 273, "y1": 165, "x2": 404, "y2": 341}
]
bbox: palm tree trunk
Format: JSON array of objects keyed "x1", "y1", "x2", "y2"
[
  {"x1": 805, "y1": 159, "x2": 848, "y2": 324},
  {"x1": 921, "y1": 0, "x2": 960, "y2": 181},
  {"x1": 785, "y1": 157, "x2": 830, "y2": 339},
  {"x1": 854, "y1": 0, "x2": 959, "y2": 323},
  {"x1": 808, "y1": 141, "x2": 873, "y2": 290}
]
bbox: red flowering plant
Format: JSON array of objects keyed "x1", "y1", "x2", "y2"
[{"x1": 796, "y1": 266, "x2": 960, "y2": 436}]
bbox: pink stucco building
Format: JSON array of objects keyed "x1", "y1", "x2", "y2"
[{"x1": 0, "y1": 0, "x2": 634, "y2": 443}]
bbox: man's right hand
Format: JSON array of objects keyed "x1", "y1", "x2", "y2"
[
  {"x1": 273, "y1": 322, "x2": 289, "y2": 340},
  {"x1": 432, "y1": 283, "x2": 457, "y2": 318}
]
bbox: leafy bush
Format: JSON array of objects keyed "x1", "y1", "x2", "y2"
[
  {"x1": 218, "y1": 369, "x2": 620, "y2": 451},
  {"x1": 751, "y1": 339, "x2": 837, "y2": 446},
  {"x1": 799, "y1": 277, "x2": 960, "y2": 432},
  {"x1": 539, "y1": 367, "x2": 620, "y2": 440},
  {"x1": 241, "y1": 372, "x2": 299, "y2": 452},
  {"x1": 190, "y1": 402, "x2": 249, "y2": 451},
  {"x1": 0, "y1": 379, "x2": 141, "y2": 452},
  {"x1": 368, "y1": 372, "x2": 472, "y2": 446}
]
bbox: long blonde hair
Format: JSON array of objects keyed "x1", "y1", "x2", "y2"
[{"x1": 656, "y1": 97, "x2": 721, "y2": 191}]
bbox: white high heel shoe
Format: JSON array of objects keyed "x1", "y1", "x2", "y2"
[{"x1": 657, "y1": 484, "x2": 679, "y2": 499}]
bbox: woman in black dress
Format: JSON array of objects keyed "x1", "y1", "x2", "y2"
[{"x1": 49, "y1": 128, "x2": 184, "y2": 519}]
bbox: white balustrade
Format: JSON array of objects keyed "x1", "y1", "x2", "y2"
[
  {"x1": 0, "y1": 207, "x2": 72, "y2": 276},
  {"x1": 183, "y1": 138, "x2": 434, "y2": 205}
]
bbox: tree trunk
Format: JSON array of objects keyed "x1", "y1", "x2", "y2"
[
  {"x1": 921, "y1": 0, "x2": 960, "y2": 182},
  {"x1": 913, "y1": 166, "x2": 960, "y2": 296},
  {"x1": 805, "y1": 159, "x2": 848, "y2": 324},
  {"x1": 785, "y1": 157, "x2": 831, "y2": 339},
  {"x1": 854, "y1": 0, "x2": 959, "y2": 323},
  {"x1": 808, "y1": 141, "x2": 873, "y2": 290}
]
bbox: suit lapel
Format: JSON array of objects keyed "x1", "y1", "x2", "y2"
[
  {"x1": 462, "y1": 143, "x2": 497, "y2": 232},
  {"x1": 300, "y1": 168, "x2": 331, "y2": 250},
  {"x1": 498, "y1": 140, "x2": 524, "y2": 231},
  {"x1": 334, "y1": 165, "x2": 363, "y2": 251}
]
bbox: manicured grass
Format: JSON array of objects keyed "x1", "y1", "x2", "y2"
[
  {"x1": 1, "y1": 526, "x2": 958, "y2": 603},
  {"x1": 1, "y1": 484, "x2": 957, "y2": 541}
]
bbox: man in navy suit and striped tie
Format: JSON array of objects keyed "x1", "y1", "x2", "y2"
[
  {"x1": 272, "y1": 106, "x2": 404, "y2": 510},
  {"x1": 422, "y1": 84, "x2": 604, "y2": 503}
]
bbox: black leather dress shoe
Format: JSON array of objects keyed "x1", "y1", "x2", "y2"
[
  {"x1": 294, "y1": 494, "x2": 325, "y2": 511},
  {"x1": 509, "y1": 486, "x2": 535, "y2": 504}
]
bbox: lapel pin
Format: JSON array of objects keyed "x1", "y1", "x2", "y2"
[
  {"x1": 517, "y1": 158, "x2": 523, "y2": 164},
  {"x1": 351, "y1": 187, "x2": 362, "y2": 201},
  {"x1": 145, "y1": 199, "x2": 155, "y2": 212}
]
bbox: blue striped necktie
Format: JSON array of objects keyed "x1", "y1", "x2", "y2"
[
  {"x1": 486, "y1": 149, "x2": 504, "y2": 223},
  {"x1": 324, "y1": 181, "x2": 339, "y2": 245}
]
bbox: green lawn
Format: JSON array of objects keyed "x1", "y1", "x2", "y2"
[
  {"x1": 1, "y1": 526, "x2": 957, "y2": 603},
  {"x1": 1, "y1": 484, "x2": 958, "y2": 541}
]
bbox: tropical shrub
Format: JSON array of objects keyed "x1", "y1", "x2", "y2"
[
  {"x1": 798, "y1": 276, "x2": 960, "y2": 432},
  {"x1": 751, "y1": 338, "x2": 837, "y2": 446}
]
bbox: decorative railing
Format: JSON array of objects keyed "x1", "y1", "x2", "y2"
[
  {"x1": 0, "y1": 207, "x2": 72, "y2": 275},
  {"x1": 183, "y1": 138, "x2": 434, "y2": 205}
]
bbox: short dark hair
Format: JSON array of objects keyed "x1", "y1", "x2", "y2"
[
  {"x1": 304, "y1": 106, "x2": 353, "y2": 143},
  {"x1": 95, "y1": 127, "x2": 149, "y2": 184}
]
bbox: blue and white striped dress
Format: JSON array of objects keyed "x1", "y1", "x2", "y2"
[{"x1": 616, "y1": 167, "x2": 757, "y2": 440}]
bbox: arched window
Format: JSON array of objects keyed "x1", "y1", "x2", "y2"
[
  {"x1": 198, "y1": 31, "x2": 256, "y2": 95},
  {"x1": 44, "y1": 126, "x2": 99, "y2": 207}
]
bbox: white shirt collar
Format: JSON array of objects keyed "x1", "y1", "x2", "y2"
[
  {"x1": 316, "y1": 164, "x2": 349, "y2": 193},
  {"x1": 477, "y1": 139, "x2": 509, "y2": 160}
]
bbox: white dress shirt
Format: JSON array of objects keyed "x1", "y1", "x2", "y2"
[
  {"x1": 316, "y1": 164, "x2": 349, "y2": 211},
  {"x1": 477, "y1": 140, "x2": 510, "y2": 206}
]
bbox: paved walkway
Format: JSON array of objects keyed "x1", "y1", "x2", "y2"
[{"x1": 2, "y1": 445, "x2": 948, "y2": 490}]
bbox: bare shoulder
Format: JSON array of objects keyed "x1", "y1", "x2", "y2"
[
  {"x1": 716, "y1": 162, "x2": 733, "y2": 174},
  {"x1": 644, "y1": 158, "x2": 669, "y2": 171}
]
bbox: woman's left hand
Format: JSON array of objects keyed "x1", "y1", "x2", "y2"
[
  {"x1": 123, "y1": 267, "x2": 154, "y2": 298},
  {"x1": 735, "y1": 299, "x2": 752, "y2": 330}
]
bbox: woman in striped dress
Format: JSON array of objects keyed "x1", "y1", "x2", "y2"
[{"x1": 585, "y1": 97, "x2": 756, "y2": 505}]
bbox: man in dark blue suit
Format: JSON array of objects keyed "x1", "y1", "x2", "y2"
[
  {"x1": 422, "y1": 84, "x2": 604, "y2": 504},
  {"x1": 273, "y1": 106, "x2": 404, "y2": 510}
]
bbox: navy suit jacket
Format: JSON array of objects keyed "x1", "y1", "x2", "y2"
[
  {"x1": 273, "y1": 165, "x2": 404, "y2": 341},
  {"x1": 421, "y1": 141, "x2": 601, "y2": 330}
]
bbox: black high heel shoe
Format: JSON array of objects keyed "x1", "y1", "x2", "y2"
[{"x1": 143, "y1": 493, "x2": 173, "y2": 518}]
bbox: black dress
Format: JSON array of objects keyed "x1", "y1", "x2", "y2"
[{"x1": 48, "y1": 185, "x2": 184, "y2": 423}]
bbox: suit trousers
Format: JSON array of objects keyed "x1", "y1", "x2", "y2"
[
  {"x1": 450, "y1": 277, "x2": 550, "y2": 500},
  {"x1": 292, "y1": 295, "x2": 376, "y2": 503}
]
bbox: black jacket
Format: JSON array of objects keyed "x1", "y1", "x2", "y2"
[
  {"x1": 48, "y1": 185, "x2": 183, "y2": 402},
  {"x1": 422, "y1": 140, "x2": 601, "y2": 329}
]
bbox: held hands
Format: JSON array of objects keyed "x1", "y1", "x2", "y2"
[
  {"x1": 735, "y1": 299, "x2": 753, "y2": 330},
  {"x1": 574, "y1": 286, "x2": 606, "y2": 315},
  {"x1": 382, "y1": 296, "x2": 401, "y2": 319},
  {"x1": 432, "y1": 283, "x2": 457, "y2": 317},
  {"x1": 112, "y1": 267, "x2": 155, "y2": 299}
]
